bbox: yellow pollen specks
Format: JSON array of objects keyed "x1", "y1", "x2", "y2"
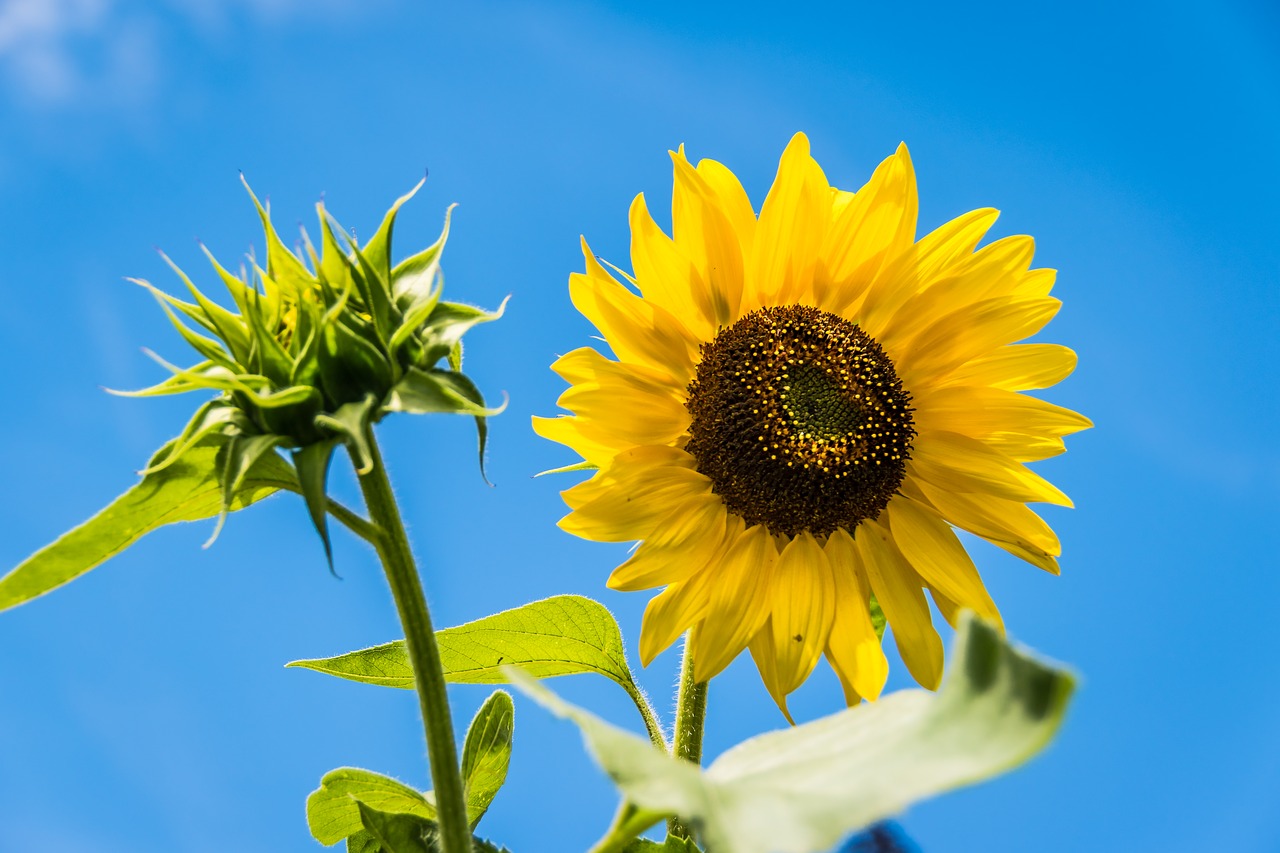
[{"x1": 685, "y1": 305, "x2": 916, "y2": 537}]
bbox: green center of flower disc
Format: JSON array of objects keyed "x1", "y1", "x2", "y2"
[{"x1": 685, "y1": 305, "x2": 915, "y2": 538}]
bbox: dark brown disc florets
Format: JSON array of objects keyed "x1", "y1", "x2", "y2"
[{"x1": 684, "y1": 305, "x2": 915, "y2": 538}]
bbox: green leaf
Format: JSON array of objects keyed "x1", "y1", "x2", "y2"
[
  {"x1": 356, "y1": 802, "x2": 436, "y2": 853},
  {"x1": 346, "y1": 832, "x2": 381, "y2": 853},
  {"x1": 460, "y1": 690, "x2": 514, "y2": 828},
  {"x1": 347, "y1": 804, "x2": 512, "y2": 853},
  {"x1": 306, "y1": 767, "x2": 437, "y2": 846},
  {"x1": 290, "y1": 594, "x2": 637, "y2": 689},
  {"x1": 0, "y1": 439, "x2": 295, "y2": 612},
  {"x1": 510, "y1": 613, "x2": 1075, "y2": 853},
  {"x1": 288, "y1": 595, "x2": 665, "y2": 745}
]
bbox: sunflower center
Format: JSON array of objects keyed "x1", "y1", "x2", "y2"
[{"x1": 684, "y1": 305, "x2": 915, "y2": 538}]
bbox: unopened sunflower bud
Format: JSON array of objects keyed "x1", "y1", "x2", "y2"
[{"x1": 117, "y1": 178, "x2": 506, "y2": 563}]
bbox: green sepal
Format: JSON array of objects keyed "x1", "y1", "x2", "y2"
[
  {"x1": 142, "y1": 399, "x2": 246, "y2": 475},
  {"x1": 199, "y1": 244, "x2": 257, "y2": 318},
  {"x1": 243, "y1": 286, "x2": 296, "y2": 388},
  {"x1": 869, "y1": 593, "x2": 887, "y2": 641},
  {"x1": 383, "y1": 368, "x2": 502, "y2": 418},
  {"x1": 306, "y1": 767, "x2": 437, "y2": 846},
  {"x1": 157, "y1": 251, "x2": 253, "y2": 364},
  {"x1": 512, "y1": 613, "x2": 1076, "y2": 853},
  {"x1": 293, "y1": 440, "x2": 340, "y2": 572},
  {"x1": 384, "y1": 368, "x2": 503, "y2": 483},
  {"x1": 391, "y1": 204, "x2": 453, "y2": 308},
  {"x1": 319, "y1": 314, "x2": 394, "y2": 407},
  {"x1": 318, "y1": 207, "x2": 360, "y2": 304},
  {"x1": 208, "y1": 433, "x2": 287, "y2": 546},
  {"x1": 0, "y1": 438, "x2": 295, "y2": 611},
  {"x1": 534, "y1": 459, "x2": 597, "y2": 477},
  {"x1": 418, "y1": 297, "x2": 508, "y2": 366},
  {"x1": 460, "y1": 690, "x2": 514, "y2": 828},
  {"x1": 363, "y1": 178, "x2": 425, "y2": 293},
  {"x1": 388, "y1": 277, "x2": 443, "y2": 359},
  {"x1": 132, "y1": 278, "x2": 236, "y2": 369},
  {"x1": 346, "y1": 240, "x2": 396, "y2": 348},
  {"x1": 447, "y1": 340, "x2": 463, "y2": 372},
  {"x1": 314, "y1": 394, "x2": 379, "y2": 474},
  {"x1": 241, "y1": 174, "x2": 315, "y2": 302}
]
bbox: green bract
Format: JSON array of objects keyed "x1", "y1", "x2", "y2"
[{"x1": 120, "y1": 178, "x2": 505, "y2": 560}]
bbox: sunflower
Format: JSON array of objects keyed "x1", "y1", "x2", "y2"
[{"x1": 535, "y1": 133, "x2": 1089, "y2": 718}]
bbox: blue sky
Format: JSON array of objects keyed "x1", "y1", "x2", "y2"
[{"x1": 1, "y1": 1, "x2": 1277, "y2": 851}]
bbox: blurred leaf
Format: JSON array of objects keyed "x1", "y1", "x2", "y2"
[
  {"x1": 0, "y1": 439, "x2": 293, "y2": 612},
  {"x1": 460, "y1": 690, "x2": 514, "y2": 827},
  {"x1": 306, "y1": 767, "x2": 436, "y2": 846},
  {"x1": 510, "y1": 613, "x2": 1074, "y2": 853}
]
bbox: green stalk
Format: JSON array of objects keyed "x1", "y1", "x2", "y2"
[
  {"x1": 353, "y1": 433, "x2": 471, "y2": 853},
  {"x1": 667, "y1": 634, "x2": 708, "y2": 840}
]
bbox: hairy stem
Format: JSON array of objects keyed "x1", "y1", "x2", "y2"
[
  {"x1": 354, "y1": 434, "x2": 470, "y2": 853},
  {"x1": 667, "y1": 634, "x2": 708, "y2": 840}
]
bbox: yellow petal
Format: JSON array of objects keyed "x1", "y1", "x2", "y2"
[
  {"x1": 982, "y1": 432, "x2": 1068, "y2": 462},
  {"x1": 914, "y1": 385, "x2": 1092, "y2": 441},
  {"x1": 872, "y1": 234, "x2": 1036, "y2": 355},
  {"x1": 854, "y1": 519, "x2": 944, "y2": 690},
  {"x1": 824, "y1": 529, "x2": 889, "y2": 704},
  {"x1": 907, "y1": 478, "x2": 1062, "y2": 574},
  {"x1": 767, "y1": 532, "x2": 836, "y2": 698},
  {"x1": 550, "y1": 349, "x2": 688, "y2": 448},
  {"x1": 696, "y1": 157, "x2": 756, "y2": 259},
  {"x1": 883, "y1": 496, "x2": 1003, "y2": 631},
  {"x1": 569, "y1": 237, "x2": 699, "y2": 383},
  {"x1": 939, "y1": 343, "x2": 1078, "y2": 391},
  {"x1": 671, "y1": 148, "x2": 744, "y2": 326},
  {"x1": 530, "y1": 415, "x2": 620, "y2": 468},
  {"x1": 908, "y1": 431, "x2": 1073, "y2": 507},
  {"x1": 745, "y1": 132, "x2": 830, "y2": 310},
  {"x1": 898, "y1": 296, "x2": 1061, "y2": 387},
  {"x1": 629, "y1": 192, "x2": 717, "y2": 340},
  {"x1": 747, "y1": 621, "x2": 794, "y2": 724},
  {"x1": 927, "y1": 584, "x2": 963, "y2": 628},
  {"x1": 607, "y1": 495, "x2": 731, "y2": 591},
  {"x1": 639, "y1": 566, "x2": 717, "y2": 666},
  {"x1": 560, "y1": 447, "x2": 710, "y2": 541},
  {"x1": 818, "y1": 143, "x2": 919, "y2": 314},
  {"x1": 690, "y1": 523, "x2": 778, "y2": 680},
  {"x1": 842, "y1": 205, "x2": 995, "y2": 331},
  {"x1": 558, "y1": 382, "x2": 689, "y2": 448}
]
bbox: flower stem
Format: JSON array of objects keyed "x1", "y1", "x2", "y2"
[
  {"x1": 667, "y1": 633, "x2": 708, "y2": 840},
  {"x1": 354, "y1": 433, "x2": 471, "y2": 853}
]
